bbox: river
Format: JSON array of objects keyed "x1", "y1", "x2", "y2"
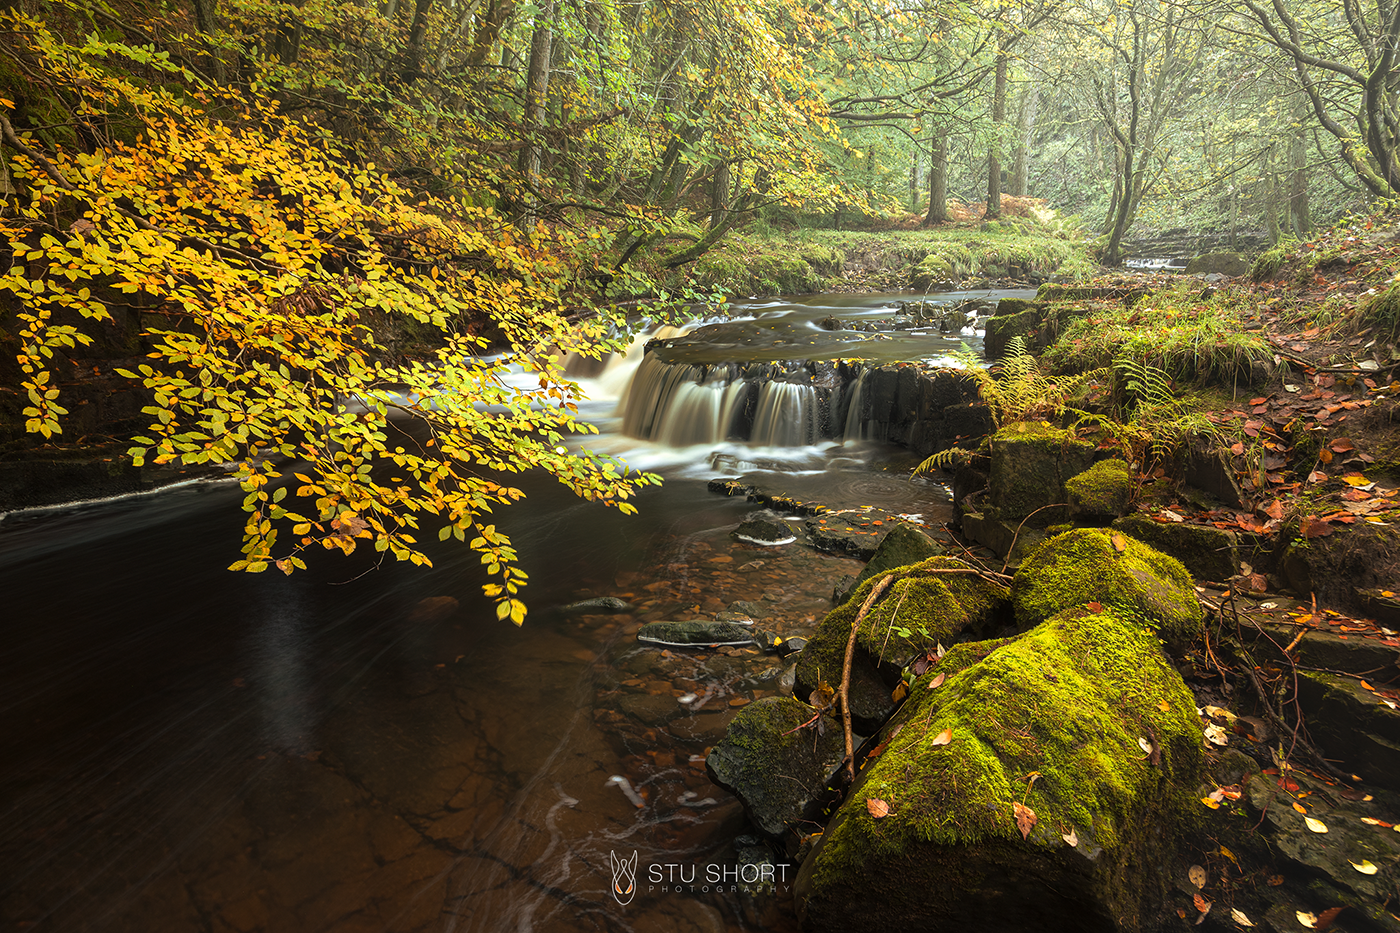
[{"x1": 0, "y1": 289, "x2": 1026, "y2": 933}]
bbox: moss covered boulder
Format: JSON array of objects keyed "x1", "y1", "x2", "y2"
[
  {"x1": 796, "y1": 557, "x2": 1011, "y2": 733},
  {"x1": 1066, "y1": 459, "x2": 1133, "y2": 521},
  {"x1": 988, "y1": 422, "x2": 1097, "y2": 524},
  {"x1": 1012, "y1": 529, "x2": 1203, "y2": 656},
  {"x1": 795, "y1": 610, "x2": 1203, "y2": 933},
  {"x1": 706, "y1": 697, "x2": 847, "y2": 840},
  {"x1": 837, "y1": 522, "x2": 945, "y2": 604},
  {"x1": 1111, "y1": 514, "x2": 1238, "y2": 582}
]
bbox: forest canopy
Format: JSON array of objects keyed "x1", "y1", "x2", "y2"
[{"x1": 2, "y1": 0, "x2": 1396, "y2": 613}]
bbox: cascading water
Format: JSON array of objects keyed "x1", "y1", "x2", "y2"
[{"x1": 749, "y1": 381, "x2": 820, "y2": 447}]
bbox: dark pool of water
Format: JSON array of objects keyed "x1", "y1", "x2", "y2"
[{"x1": 0, "y1": 291, "x2": 990, "y2": 932}]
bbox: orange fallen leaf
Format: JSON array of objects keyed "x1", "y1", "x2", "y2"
[
  {"x1": 926, "y1": 671, "x2": 946, "y2": 689},
  {"x1": 1013, "y1": 801, "x2": 1037, "y2": 840},
  {"x1": 866, "y1": 798, "x2": 890, "y2": 818},
  {"x1": 1300, "y1": 515, "x2": 1333, "y2": 538},
  {"x1": 931, "y1": 728, "x2": 953, "y2": 746}
]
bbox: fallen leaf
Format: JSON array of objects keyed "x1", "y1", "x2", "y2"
[
  {"x1": 1200, "y1": 796, "x2": 1221, "y2": 809},
  {"x1": 1062, "y1": 827, "x2": 1078, "y2": 846},
  {"x1": 1232, "y1": 908, "x2": 1254, "y2": 927},
  {"x1": 1264, "y1": 500, "x2": 1285, "y2": 520},
  {"x1": 1330, "y1": 438, "x2": 1355, "y2": 453},
  {"x1": 1219, "y1": 845, "x2": 1239, "y2": 867},
  {"x1": 1086, "y1": 600, "x2": 1103, "y2": 612},
  {"x1": 931, "y1": 728, "x2": 953, "y2": 746},
  {"x1": 892, "y1": 682, "x2": 909, "y2": 703},
  {"x1": 1349, "y1": 859, "x2": 1378, "y2": 875},
  {"x1": 1360, "y1": 817, "x2": 1393, "y2": 827},
  {"x1": 1158, "y1": 509, "x2": 1185, "y2": 523},
  {"x1": 1305, "y1": 816, "x2": 1328, "y2": 833},
  {"x1": 1194, "y1": 893, "x2": 1212, "y2": 922},
  {"x1": 1139, "y1": 737, "x2": 1154, "y2": 755},
  {"x1": 1204, "y1": 724, "x2": 1230, "y2": 746},
  {"x1": 1297, "y1": 911, "x2": 1317, "y2": 928},
  {"x1": 1188, "y1": 864, "x2": 1208, "y2": 888},
  {"x1": 1300, "y1": 515, "x2": 1334, "y2": 538},
  {"x1": 1013, "y1": 801, "x2": 1037, "y2": 840},
  {"x1": 1292, "y1": 801, "x2": 1308, "y2": 814},
  {"x1": 1315, "y1": 907, "x2": 1345, "y2": 931},
  {"x1": 927, "y1": 671, "x2": 946, "y2": 689},
  {"x1": 866, "y1": 798, "x2": 890, "y2": 818},
  {"x1": 1111, "y1": 532, "x2": 1128, "y2": 551},
  {"x1": 1158, "y1": 700, "x2": 1170, "y2": 711}
]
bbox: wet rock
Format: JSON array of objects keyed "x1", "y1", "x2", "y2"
[
  {"x1": 960, "y1": 512, "x2": 1045, "y2": 566},
  {"x1": 706, "y1": 697, "x2": 847, "y2": 840},
  {"x1": 1065, "y1": 459, "x2": 1133, "y2": 521},
  {"x1": 1290, "y1": 671, "x2": 1400, "y2": 792},
  {"x1": 776, "y1": 636, "x2": 808, "y2": 657},
  {"x1": 560, "y1": 596, "x2": 634, "y2": 614},
  {"x1": 1237, "y1": 622, "x2": 1400, "y2": 678},
  {"x1": 637, "y1": 620, "x2": 760, "y2": 648},
  {"x1": 708, "y1": 477, "x2": 756, "y2": 497},
  {"x1": 796, "y1": 557, "x2": 1011, "y2": 734},
  {"x1": 795, "y1": 609, "x2": 1204, "y2": 933},
  {"x1": 1183, "y1": 440, "x2": 1248, "y2": 509},
  {"x1": 1279, "y1": 524, "x2": 1400, "y2": 616},
  {"x1": 725, "y1": 599, "x2": 767, "y2": 619},
  {"x1": 987, "y1": 422, "x2": 1096, "y2": 524},
  {"x1": 836, "y1": 522, "x2": 946, "y2": 604},
  {"x1": 617, "y1": 692, "x2": 689, "y2": 724},
  {"x1": 1012, "y1": 528, "x2": 1203, "y2": 656},
  {"x1": 1247, "y1": 770, "x2": 1400, "y2": 929},
  {"x1": 733, "y1": 513, "x2": 798, "y2": 546},
  {"x1": 1110, "y1": 514, "x2": 1239, "y2": 583},
  {"x1": 804, "y1": 510, "x2": 900, "y2": 560}
]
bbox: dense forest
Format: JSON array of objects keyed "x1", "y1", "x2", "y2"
[{"x1": 2, "y1": 0, "x2": 1399, "y2": 609}]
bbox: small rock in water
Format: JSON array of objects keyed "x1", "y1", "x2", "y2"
[
  {"x1": 738, "y1": 560, "x2": 767, "y2": 572},
  {"x1": 560, "y1": 596, "x2": 633, "y2": 614},
  {"x1": 776, "y1": 636, "x2": 808, "y2": 657},
  {"x1": 637, "y1": 620, "x2": 760, "y2": 647},
  {"x1": 732, "y1": 513, "x2": 797, "y2": 546}
]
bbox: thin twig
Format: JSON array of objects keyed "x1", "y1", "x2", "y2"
[{"x1": 842, "y1": 573, "x2": 895, "y2": 783}]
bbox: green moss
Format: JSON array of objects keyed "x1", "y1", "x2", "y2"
[
  {"x1": 802, "y1": 610, "x2": 1203, "y2": 927},
  {"x1": 987, "y1": 422, "x2": 1097, "y2": 523},
  {"x1": 1251, "y1": 246, "x2": 1287, "y2": 281},
  {"x1": 1065, "y1": 459, "x2": 1133, "y2": 519},
  {"x1": 795, "y1": 556, "x2": 1010, "y2": 695},
  {"x1": 1012, "y1": 528, "x2": 1203, "y2": 654},
  {"x1": 1361, "y1": 280, "x2": 1400, "y2": 337}
]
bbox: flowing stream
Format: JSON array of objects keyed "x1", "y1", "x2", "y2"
[{"x1": 0, "y1": 289, "x2": 1027, "y2": 933}]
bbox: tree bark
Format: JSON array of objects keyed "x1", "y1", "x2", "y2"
[
  {"x1": 923, "y1": 131, "x2": 948, "y2": 226},
  {"x1": 984, "y1": 48, "x2": 1007, "y2": 219},
  {"x1": 518, "y1": 0, "x2": 555, "y2": 222},
  {"x1": 1010, "y1": 85, "x2": 1038, "y2": 197}
]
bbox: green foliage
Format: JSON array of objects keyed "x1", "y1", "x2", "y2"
[
  {"x1": 913, "y1": 447, "x2": 974, "y2": 477},
  {"x1": 1361, "y1": 281, "x2": 1400, "y2": 337},
  {"x1": 958, "y1": 336, "x2": 1107, "y2": 430},
  {"x1": 0, "y1": 14, "x2": 670, "y2": 621}
]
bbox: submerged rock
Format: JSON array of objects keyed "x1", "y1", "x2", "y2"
[
  {"x1": 795, "y1": 557, "x2": 1011, "y2": 733},
  {"x1": 1012, "y1": 528, "x2": 1203, "y2": 656},
  {"x1": 637, "y1": 620, "x2": 760, "y2": 648},
  {"x1": 795, "y1": 610, "x2": 1204, "y2": 933},
  {"x1": 560, "y1": 596, "x2": 634, "y2": 614},
  {"x1": 706, "y1": 697, "x2": 847, "y2": 840}
]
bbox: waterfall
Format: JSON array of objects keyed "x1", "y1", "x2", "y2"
[
  {"x1": 749, "y1": 382, "x2": 819, "y2": 447},
  {"x1": 841, "y1": 366, "x2": 869, "y2": 443},
  {"x1": 619, "y1": 355, "x2": 748, "y2": 445}
]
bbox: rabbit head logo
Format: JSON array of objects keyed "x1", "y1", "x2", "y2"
[{"x1": 610, "y1": 850, "x2": 638, "y2": 906}]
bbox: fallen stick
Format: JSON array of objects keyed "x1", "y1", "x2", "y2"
[{"x1": 842, "y1": 573, "x2": 896, "y2": 783}]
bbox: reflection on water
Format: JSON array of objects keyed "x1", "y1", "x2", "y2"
[{"x1": 0, "y1": 291, "x2": 976, "y2": 932}]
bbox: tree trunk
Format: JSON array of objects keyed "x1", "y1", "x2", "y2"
[
  {"x1": 711, "y1": 160, "x2": 731, "y2": 226},
  {"x1": 984, "y1": 49, "x2": 1007, "y2": 219},
  {"x1": 1289, "y1": 129, "x2": 1310, "y2": 236},
  {"x1": 923, "y1": 131, "x2": 948, "y2": 226},
  {"x1": 1010, "y1": 85, "x2": 1038, "y2": 197},
  {"x1": 518, "y1": 0, "x2": 555, "y2": 222}
]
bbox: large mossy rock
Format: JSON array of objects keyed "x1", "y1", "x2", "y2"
[
  {"x1": 795, "y1": 610, "x2": 1204, "y2": 933},
  {"x1": 706, "y1": 697, "x2": 847, "y2": 840},
  {"x1": 837, "y1": 522, "x2": 945, "y2": 604},
  {"x1": 988, "y1": 422, "x2": 1096, "y2": 524},
  {"x1": 795, "y1": 557, "x2": 1011, "y2": 733},
  {"x1": 1012, "y1": 529, "x2": 1203, "y2": 656},
  {"x1": 1065, "y1": 459, "x2": 1133, "y2": 521}
]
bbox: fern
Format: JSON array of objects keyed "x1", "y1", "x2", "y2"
[{"x1": 912, "y1": 447, "x2": 973, "y2": 477}]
